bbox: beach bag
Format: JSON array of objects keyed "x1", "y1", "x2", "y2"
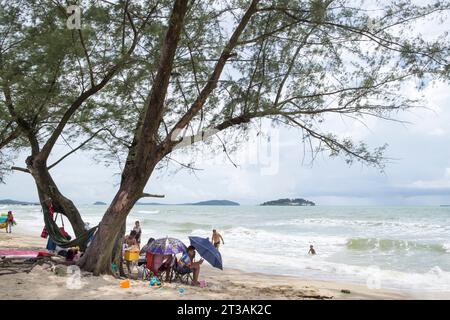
[
  {"x1": 40, "y1": 227, "x2": 48, "y2": 239},
  {"x1": 59, "y1": 227, "x2": 70, "y2": 239},
  {"x1": 41, "y1": 207, "x2": 54, "y2": 239}
]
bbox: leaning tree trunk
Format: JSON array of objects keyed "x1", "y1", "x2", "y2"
[
  {"x1": 77, "y1": 177, "x2": 145, "y2": 275},
  {"x1": 111, "y1": 222, "x2": 126, "y2": 277},
  {"x1": 26, "y1": 155, "x2": 86, "y2": 237},
  {"x1": 78, "y1": 0, "x2": 188, "y2": 275}
]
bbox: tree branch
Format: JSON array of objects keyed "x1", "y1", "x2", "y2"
[
  {"x1": 11, "y1": 166, "x2": 30, "y2": 173},
  {"x1": 140, "y1": 193, "x2": 165, "y2": 199},
  {"x1": 0, "y1": 126, "x2": 20, "y2": 150},
  {"x1": 131, "y1": 0, "x2": 190, "y2": 169},
  {"x1": 163, "y1": 0, "x2": 260, "y2": 150},
  {"x1": 47, "y1": 128, "x2": 107, "y2": 170},
  {"x1": 39, "y1": 4, "x2": 156, "y2": 161}
]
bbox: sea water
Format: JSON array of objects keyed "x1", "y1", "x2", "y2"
[{"x1": 2, "y1": 204, "x2": 449, "y2": 292}]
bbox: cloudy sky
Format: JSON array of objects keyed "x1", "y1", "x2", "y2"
[
  {"x1": 1, "y1": 2, "x2": 449, "y2": 206},
  {"x1": 1, "y1": 79, "x2": 449, "y2": 206}
]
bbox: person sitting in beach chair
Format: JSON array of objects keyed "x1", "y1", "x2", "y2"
[
  {"x1": 173, "y1": 245, "x2": 203, "y2": 286},
  {"x1": 172, "y1": 256, "x2": 193, "y2": 284},
  {"x1": 142, "y1": 252, "x2": 173, "y2": 282}
]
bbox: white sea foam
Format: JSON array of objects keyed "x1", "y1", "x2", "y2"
[
  {"x1": 443, "y1": 243, "x2": 450, "y2": 253},
  {"x1": 263, "y1": 217, "x2": 449, "y2": 233},
  {"x1": 220, "y1": 246, "x2": 450, "y2": 292},
  {"x1": 138, "y1": 210, "x2": 159, "y2": 214}
]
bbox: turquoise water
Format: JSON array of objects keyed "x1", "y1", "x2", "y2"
[{"x1": 3, "y1": 204, "x2": 450, "y2": 292}]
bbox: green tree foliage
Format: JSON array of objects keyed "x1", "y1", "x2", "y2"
[
  {"x1": 86, "y1": 0, "x2": 450, "y2": 171},
  {"x1": 1, "y1": 0, "x2": 449, "y2": 273},
  {"x1": 2, "y1": 0, "x2": 449, "y2": 174},
  {"x1": 0, "y1": 0, "x2": 162, "y2": 174}
]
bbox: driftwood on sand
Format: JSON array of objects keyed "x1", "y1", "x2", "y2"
[{"x1": 0, "y1": 256, "x2": 56, "y2": 276}]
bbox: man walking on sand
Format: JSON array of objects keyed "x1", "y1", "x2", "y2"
[{"x1": 211, "y1": 229, "x2": 224, "y2": 250}]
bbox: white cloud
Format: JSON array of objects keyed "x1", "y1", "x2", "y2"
[{"x1": 407, "y1": 168, "x2": 450, "y2": 190}]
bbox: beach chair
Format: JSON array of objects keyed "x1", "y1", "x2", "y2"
[
  {"x1": 141, "y1": 252, "x2": 172, "y2": 282},
  {"x1": 171, "y1": 259, "x2": 193, "y2": 284}
]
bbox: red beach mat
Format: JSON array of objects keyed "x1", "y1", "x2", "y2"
[{"x1": 0, "y1": 249, "x2": 41, "y2": 257}]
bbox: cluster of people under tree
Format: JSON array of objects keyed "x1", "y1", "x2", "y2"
[
  {"x1": 5, "y1": 205, "x2": 316, "y2": 273},
  {"x1": 122, "y1": 221, "x2": 225, "y2": 286},
  {"x1": 2, "y1": 205, "x2": 230, "y2": 283}
]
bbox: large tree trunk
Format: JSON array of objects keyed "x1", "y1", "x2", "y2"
[
  {"x1": 27, "y1": 155, "x2": 85, "y2": 237},
  {"x1": 78, "y1": 0, "x2": 189, "y2": 275},
  {"x1": 112, "y1": 222, "x2": 126, "y2": 277},
  {"x1": 77, "y1": 176, "x2": 145, "y2": 275}
]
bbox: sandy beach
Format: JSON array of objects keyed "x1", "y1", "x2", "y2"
[{"x1": 2, "y1": 232, "x2": 446, "y2": 300}]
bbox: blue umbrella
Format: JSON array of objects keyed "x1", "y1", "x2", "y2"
[
  {"x1": 147, "y1": 237, "x2": 187, "y2": 255},
  {"x1": 189, "y1": 236, "x2": 223, "y2": 270}
]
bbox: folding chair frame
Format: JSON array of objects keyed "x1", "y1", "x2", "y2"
[{"x1": 170, "y1": 263, "x2": 193, "y2": 284}]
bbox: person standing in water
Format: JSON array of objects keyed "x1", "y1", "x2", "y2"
[
  {"x1": 133, "y1": 221, "x2": 142, "y2": 245},
  {"x1": 308, "y1": 245, "x2": 316, "y2": 255},
  {"x1": 211, "y1": 229, "x2": 224, "y2": 249}
]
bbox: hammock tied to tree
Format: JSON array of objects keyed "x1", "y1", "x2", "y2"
[{"x1": 43, "y1": 209, "x2": 98, "y2": 250}]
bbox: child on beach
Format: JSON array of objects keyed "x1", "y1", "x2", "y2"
[
  {"x1": 6, "y1": 211, "x2": 15, "y2": 233},
  {"x1": 308, "y1": 245, "x2": 316, "y2": 255}
]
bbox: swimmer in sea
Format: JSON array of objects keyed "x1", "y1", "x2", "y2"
[{"x1": 308, "y1": 245, "x2": 316, "y2": 255}]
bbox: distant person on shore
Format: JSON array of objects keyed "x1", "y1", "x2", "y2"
[
  {"x1": 133, "y1": 221, "x2": 142, "y2": 245},
  {"x1": 6, "y1": 211, "x2": 15, "y2": 233},
  {"x1": 211, "y1": 229, "x2": 224, "y2": 249},
  {"x1": 308, "y1": 245, "x2": 316, "y2": 255}
]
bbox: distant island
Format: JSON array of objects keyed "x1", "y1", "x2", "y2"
[
  {"x1": 93, "y1": 201, "x2": 107, "y2": 205},
  {"x1": 136, "y1": 199, "x2": 240, "y2": 206},
  {"x1": 440, "y1": 205, "x2": 450, "y2": 207},
  {"x1": 261, "y1": 198, "x2": 315, "y2": 206},
  {"x1": 0, "y1": 199, "x2": 39, "y2": 206}
]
